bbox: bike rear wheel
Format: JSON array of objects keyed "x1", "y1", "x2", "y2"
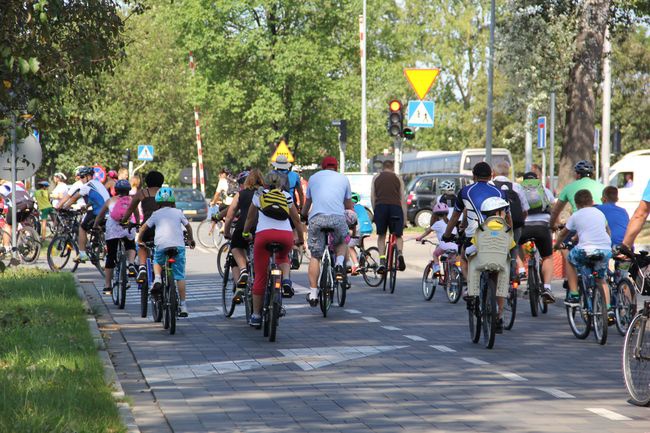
[
  {"x1": 528, "y1": 264, "x2": 540, "y2": 317},
  {"x1": 319, "y1": 258, "x2": 332, "y2": 317},
  {"x1": 336, "y1": 279, "x2": 346, "y2": 307},
  {"x1": 616, "y1": 278, "x2": 637, "y2": 336},
  {"x1": 622, "y1": 314, "x2": 650, "y2": 406},
  {"x1": 389, "y1": 244, "x2": 398, "y2": 294},
  {"x1": 593, "y1": 285, "x2": 608, "y2": 345},
  {"x1": 17, "y1": 226, "x2": 41, "y2": 263},
  {"x1": 566, "y1": 284, "x2": 591, "y2": 339},
  {"x1": 168, "y1": 281, "x2": 177, "y2": 335},
  {"x1": 269, "y1": 294, "x2": 280, "y2": 342},
  {"x1": 503, "y1": 284, "x2": 517, "y2": 331},
  {"x1": 47, "y1": 235, "x2": 78, "y2": 272},
  {"x1": 446, "y1": 263, "x2": 462, "y2": 304},
  {"x1": 197, "y1": 219, "x2": 215, "y2": 248},
  {"x1": 221, "y1": 254, "x2": 236, "y2": 318},
  {"x1": 421, "y1": 262, "x2": 437, "y2": 301},
  {"x1": 217, "y1": 242, "x2": 231, "y2": 280},
  {"x1": 468, "y1": 297, "x2": 481, "y2": 344},
  {"x1": 140, "y1": 281, "x2": 148, "y2": 318},
  {"x1": 361, "y1": 247, "x2": 383, "y2": 287},
  {"x1": 118, "y1": 252, "x2": 127, "y2": 310},
  {"x1": 482, "y1": 274, "x2": 497, "y2": 349}
]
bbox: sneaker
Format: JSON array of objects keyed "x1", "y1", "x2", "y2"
[
  {"x1": 103, "y1": 287, "x2": 112, "y2": 295},
  {"x1": 232, "y1": 288, "x2": 244, "y2": 304},
  {"x1": 564, "y1": 292, "x2": 580, "y2": 307},
  {"x1": 249, "y1": 314, "x2": 262, "y2": 327},
  {"x1": 136, "y1": 267, "x2": 147, "y2": 284},
  {"x1": 397, "y1": 255, "x2": 406, "y2": 272},
  {"x1": 128, "y1": 263, "x2": 137, "y2": 278},
  {"x1": 465, "y1": 245, "x2": 477, "y2": 257},
  {"x1": 350, "y1": 265, "x2": 359, "y2": 276},
  {"x1": 335, "y1": 265, "x2": 350, "y2": 289},
  {"x1": 282, "y1": 279, "x2": 294, "y2": 298},
  {"x1": 495, "y1": 318, "x2": 504, "y2": 334},
  {"x1": 150, "y1": 281, "x2": 162, "y2": 299},
  {"x1": 179, "y1": 303, "x2": 189, "y2": 317},
  {"x1": 306, "y1": 293, "x2": 318, "y2": 307},
  {"x1": 237, "y1": 270, "x2": 249, "y2": 288},
  {"x1": 377, "y1": 258, "x2": 386, "y2": 275},
  {"x1": 541, "y1": 287, "x2": 556, "y2": 304},
  {"x1": 74, "y1": 251, "x2": 89, "y2": 263}
]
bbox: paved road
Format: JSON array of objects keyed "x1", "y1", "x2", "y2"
[{"x1": 74, "y1": 240, "x2": 650, "y2": 433}]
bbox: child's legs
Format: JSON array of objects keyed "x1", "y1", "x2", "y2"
[
  {"x1": 104, "y1": 238, "x2": 119, "y2": 288},
  {"x1": 124, "y1": 238, "x2": 137, "y2": 263},
  {"x1": 171, "y1": 248, "x2": 187, "y2": 301}
]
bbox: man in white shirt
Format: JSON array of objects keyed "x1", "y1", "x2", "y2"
[{"x1": 50, "y1": 173, "x2": 69, "y2": 208}]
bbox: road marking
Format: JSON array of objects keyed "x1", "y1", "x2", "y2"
[
  {"x1": 196, "y1": 246, "x2": 211, "y2": 255},
  {"x1": 535, "y1": 387, "x2": 575, "y2": 399},
  {"x1": 462, "y1": 357, "x2": 489, "y2": 365},
  {"x1": 495, "y1": 371, "x2": 527, "y2": 382},
  {"x1": 586, "y1": 408, "x2": 632, "y2": 421},
  {"x1": 345, "y1": 309, "x2": 362, "y2": 314},
  {"x1": 403, "y1": 335, "x2": 427, "y2": 341},
  {"x1": 362, "y1": 316, "x2": 381, "y2": 323},
  {"x1": 292, "y1": 283, "x2": 310, "y2": 295},
  {"x1": 381, "y1": 326, "x2": 402, "y2": 331},
  {"x1": 430, "y1": 345, "x2": 456, "y2": 353}
]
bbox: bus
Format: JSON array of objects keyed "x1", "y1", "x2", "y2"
[{"x1": 400, "y1": 148, "x2": 513, "y2": 179}]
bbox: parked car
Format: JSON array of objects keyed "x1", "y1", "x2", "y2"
[
  {"x1": 174, "y1": 188, "x2": 208, "y2": 222},
  {"x1": 405, "y1": 173, "x2": 473, "y2": 228}
]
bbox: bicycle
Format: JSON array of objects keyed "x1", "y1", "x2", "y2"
[
  {"x1": 381, "y1": 216, "x2": 402, "y2": 294},
  {"x1": 316, "y1": 228, "x2": 343, "y2": 316},
  {"x1": 221, "y1": 242, "x2": 253, "y2": 322},
  {"x1": 501, "y1": 256, "x2": 518, "y2": 331},
  {"x1": 420, "y1": 240, "x2": 463, "y2": 303},
  {"x1": 197, "y1": 213, "x2": 223, "y2": 248},
  {"x1": 623, "y1": 298, "x2": 650, "y2": 406},
  {"x1": 352, "y1": 236, "x2": 382, "y2": 288},
  {"x1": 158, "y1": 247, "x2": 182, "y2": 335},
  {"x1": 110, "y1": 238, "x2": 129, "y2": 310},
  {"x1": 139, "y1": 241, "x2": 156, "y2": 319},
  {"x1": 260, "y1": 242, "x2": 285, "y2": 342},
  {"x1": 521, "y1": 238, "x2": 548, "y2": 317},
  {"x1": 217, "y1": 240, "x2": 232, "y2": 280},
  {"x1": 0, "y1": 217, "x2": 41, "y2": 265},
  {"x1": 608, "y1": 254, "x2": 639, "y2": 336},
  {"x1": 48, "y1": 214, "x2": 105, "y2": 277}
]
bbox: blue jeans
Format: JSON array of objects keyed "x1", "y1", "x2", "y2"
[
  {"x1": 154, "y1": 246, "x2": 186, "y2": 280},
  {"x1": 568, "y1": 248, "x2": 612, "y2": 279}
]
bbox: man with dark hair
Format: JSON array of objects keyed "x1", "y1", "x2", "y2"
[
  {"x1": 595, "y1": 186, "x2": 629, "y2": 246},
  {"x1": 550, "y1": 160, "x2": 605, "y2": 229},
  {"x1": 371, "y1": 159, "x2": 407, "y2": 273}
]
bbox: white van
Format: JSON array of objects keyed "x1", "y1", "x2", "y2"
[{"x1": 608, "y1": 150, "x2": 650, "y2": 218}]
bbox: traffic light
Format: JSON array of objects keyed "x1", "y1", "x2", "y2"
[
  {"x1": 122, "y1": 148, "x2": 131, "y2": 168},
  {"x1": 613, "y1": 126, "x2": 621, "y2": 155},
  {"x1": 403, "y1": 127, "x2": 415, "y2": 140},
  {"x1": 331, "y1": 119, "x2": 348, "y2": 152},
  {"x1": 387, "y1": 99, "x2": 403, "y2": 137}
]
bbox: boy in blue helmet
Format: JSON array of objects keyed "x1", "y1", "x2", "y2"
[{"x1": 136, "y1": 187, "x2": 195, "y2": 316}]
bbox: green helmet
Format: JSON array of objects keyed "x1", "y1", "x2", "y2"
[{"x1": 351, "y1": 192, "x2": 360, "y2": 204}]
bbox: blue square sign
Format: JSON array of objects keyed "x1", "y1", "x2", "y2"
[{"x1": 137, "y1": 145, "x2": 154, "y2": 161}]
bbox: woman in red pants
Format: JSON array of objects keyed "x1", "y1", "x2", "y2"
[{"x1": 243, "y1": 171, "x2": 304, "y2": 327}]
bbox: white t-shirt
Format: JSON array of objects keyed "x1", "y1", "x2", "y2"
[
  {"x1": 146, "y1": 207, "x2": 189, "y2": 250},
  {"x1": 252, "y1": 189, "x2": 293, "y2": 233},
  {"x1": 566, "y1": 207, "x2": 611, "y2": 250},
  {"x1": 216, "y1": 178, "x2": 233, "y2": 205},
  {"x1": 525, "y1": 187, "x2": 555, "y2": 224},
  {"x1": 67, "y1": 180, "x2": 86, "y2": 208},
  {"x1": 51, "y1": 182, "x2": 68, "y2": 207},
  {"x1": 432, "y1": 220, "x2": 457, "y2": 251}
]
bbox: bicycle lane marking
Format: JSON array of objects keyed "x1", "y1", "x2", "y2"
[{"x1": 585, "y1": 408, "x2": 632, "y2": 421}]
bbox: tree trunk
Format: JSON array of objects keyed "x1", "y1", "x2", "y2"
[{"x1": 558, "y1": 0, "x2": 610, "y2": 189}]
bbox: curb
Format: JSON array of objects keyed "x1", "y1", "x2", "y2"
[{"x1": 73, "y1": 276, "x2": 141, "y2": 433}]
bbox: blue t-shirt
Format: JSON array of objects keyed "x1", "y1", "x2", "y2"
[
  {"x1": 78, "y1": 179, "x2": 110, "y2": 216},
  {"x1": 595, "y1": 203, "x2": 629, "y2": 246},
  {"x1": 643, "y1": 179, "x2": 650, "y2": 202},
  {"x1": 354, "y1": 203, "x2": 373, "y2": 235},
  {"x1": 455, "y1": 181, "x2": 505, "y2": 236},
  {"x1": 306, "y1": 169, "x2": 351, "y2": 218},
  {"x1": 277, "y1": 169, "x2": 301, "y2": 198}
]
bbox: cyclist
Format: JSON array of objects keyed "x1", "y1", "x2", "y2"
[
  {"x1": 34, "y1": 180, "x2": 53, "y2": 238},
  {"x1": 50, "y1": 173, "x2": 68, "y2": 208},
  {"x1": 223, "y1": 169, "x2": 264, "y2": 290},
  {"x1": 137, "y1": 187, "x2": 195, "y2": 317},
  {"x1": 550, "y1": 160, "x2": 605, "y2": 227},
  {"x1": 242, "y1": 171, "x2": 304, "y2": 326},
  {"x1": 416, "y1": 203, "x2": 457, "y2": 276},
  {"x1": 348, "y1": 192, "x2": 373, "y2": 275},
  {"x1": 61, "y1": 166, "x2": 110, "y2": 262},
  {"x1": 371, "y1": 159, "x2": 407, "y2": 273},
  {"x1": 554, "y1": 189, "x2": 612, "y2": 309},
  {"x1": 94, "y1": 180, "x2": 138, "y2": 295},
  {"x1": 621, "y1": 178, "x2": 650, "y2": 250},
  {"x1": 595, "y1": 186, "x2": 629, "y2": 246},
  {"x1": 518, "y1": 171, "x2": 556, "y2": 303},
  {"x1": 122, "y1": 170, "x2": 164, "y2": 283},
  {"x1": 435, "y1": 180, "x2": 457, "y2": 218},
  {"x1": 210, "y1": 169, "x2": 233, "y2": 209},
  {"x1": 272, "y1": 155, "x2": 305, "y2": 267},
  {"x1": 56, "y1": 166, "x2": 86, "y2": 211},
  {"x1": 0, "y1": 179, "x2": 35, "y2": 250},
  {"x1": 301, "y1": 156, "x2": 353, "y2": 306}
]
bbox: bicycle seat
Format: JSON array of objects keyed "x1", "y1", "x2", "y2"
[
  {"x1": 266, "y1": 242, "x2": 283, "y2": 253},
  {"x1": 585, "y1": 252, "x2": 605, "y2": 263},
  {"x1": 163, "y1": 247, "x2": 178, "y2": 258},
  {"x1": 320, "y1": 228, "x2": 335, "y2": 233}
]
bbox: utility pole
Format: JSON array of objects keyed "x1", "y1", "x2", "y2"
[
  {"x1": 550, "y1": 92, "x2": 556, "y2": 191},
  {"x1": 10, "y1": 113, "x2": 17, "y2": 258},
  {"x1": 189, "y1": 52, "x2": 206, "y2": 195},
  {"x1": 525, "y1": 105, "x2": 533, "y2": 172},
  {"x1": 359, "y1": 1, "x2": 368, "y2": 173},
  {"x1": 601, "y1": 27, "x2": 612, "y2": 184},
  {"x1": 485, "y1": 0, "x2": 496, "y2": 165}
]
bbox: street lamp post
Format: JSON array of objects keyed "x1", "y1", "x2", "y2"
[{"x1": 485, "y1": 0, "x2": 496, "y2": 165}]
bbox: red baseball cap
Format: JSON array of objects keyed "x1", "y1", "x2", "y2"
[{"x1": 321, "y1": 156, "x2": 338, "y2": 170}]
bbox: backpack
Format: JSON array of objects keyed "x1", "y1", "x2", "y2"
[
  {"x1": 521, "y1": 178, "x2": 550, "y2": 214},
  {"x1": 354, "y1": 204, "x2": 373, "y2": 235},
  {"x1": 258, "y1": 189, "x2": 290, "y2": 220},
  {"x1": 492, "y1": 180, "x2": 525, "y2": 229},
  {"x1": 109, "y1": 196, "x2": 132, "y2": 222},
  {"x1": 14, "y1": 189, "x2": 35, "y2": 212}
]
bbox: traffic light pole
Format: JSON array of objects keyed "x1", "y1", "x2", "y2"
[{"x1": 394, "y1": 136, "x2": 402, "y2": 175}]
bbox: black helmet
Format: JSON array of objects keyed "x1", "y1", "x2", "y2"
[
  {"x1": 76, "y1": 166, "x2": 94, "y2": 178},
  {"x1": 574, "y1": 160, "x2": 594, "y2": 175}
]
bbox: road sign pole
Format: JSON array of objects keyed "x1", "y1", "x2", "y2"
[
  {"x1": 485, "y1": 0, "x2": 496, "y2": 165},
  {"x1": 10, "y1": 113, "x2": 17, "y2": 258},
  {"x1": 550, "y1": 92, "x2": 556, "y2": 191},
  {"x1": 601, "y1": 28, "x2": 612, "y2": 184},
  {"x1": 360, "y1": 12, "x2": 367, "y2": 173},
  {"x1": 525, "y1": 105, "x2": 533, "y2": 172},
  {"x1": 128, "y1": 161, "x2": 133, "y2": 178}
]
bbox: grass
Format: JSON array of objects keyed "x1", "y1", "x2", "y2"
[{"x1": 0, "y1": 268, "x2": 125, "y2": 433}]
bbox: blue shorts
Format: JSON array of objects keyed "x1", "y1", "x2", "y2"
[
  {"x1": 154, "y1": 246, "x2": 186, "y2": 280},
  {"x1": 568, "y1": 248, "x2": 612, "y2": 279}
]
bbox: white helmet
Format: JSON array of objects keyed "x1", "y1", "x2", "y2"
[
  {"x1": 481, "y1": 197, "x2": 509, "y2": 213},
  {"x1": 440, "y1": 179, "x2": 455, "y2": 193}
]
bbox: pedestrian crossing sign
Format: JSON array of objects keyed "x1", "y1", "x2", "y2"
[
  {"x1": 407, "y1": 100, "x2": 435, "y2": 128},
  {"x1": 137, "y1": 145, "x2": 154, "y2": 161}
]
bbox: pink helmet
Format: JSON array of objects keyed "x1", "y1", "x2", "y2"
[{"x1": 433, "y1": 202, "x2": 449, "y2": 215}]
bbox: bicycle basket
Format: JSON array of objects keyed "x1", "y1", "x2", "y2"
[{"x1": 630, "y1": 254, "x2": 650, "y2": 296}]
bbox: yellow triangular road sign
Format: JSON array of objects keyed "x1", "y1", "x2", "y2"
[
  {"x1": 270, "y1": 139, "x2": 295, "y2": 163},
  {"x1": 403, "y1": 68, "x2": 440, "y2": 100}
]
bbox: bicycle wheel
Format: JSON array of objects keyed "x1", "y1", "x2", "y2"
[
  {"x1": 17, "y1": 226, "x2": 41, "y2": 263},
  {"x1": 622, "y1": 314, "x2": 650, "y2": 406},
  {"x1": 111, "y1": 258, "x2": 120, "y2": 306},
  {"x1": 361, "y1": 247, "x2": 383, "y2": 287},
  {"x1": 421, "y1": 262, "x2": 437, "y2": 301},
  {"x1": 389, "y1": 244, "x2": 398, "y2": 294},
  {"x1": 217, "y1": 242, "x2": 231, "y2": 280},
  {"x1": 151, "y1": 275, "x2": 163, "y2": 323},
  {"x1": 468, "y1": 296, "x2": 481, "y2": 344},
  {"x1": 336, "y1": 278, "x2": 346, "y2": 307},
  {"x1": 169, "y1": 281, "x2": 178, "y2": 335},
  {"x1": 197, "y1": 219, "x2": 215, "y2": 248},
  {"x1": 47, "y1": 235, "x2": 77, "y2": 272},
  {"x1": 244, "y1": 279, "x2": 253, "y2": 324},
  {"x1": 566, "y1": 283, "x2": 591, "y2": 339},
  {"x1": 616, "y1": 278, "x2": 637, "y2": 336},
  {"x1": 140, "y1": 281, "x2": 148, "y2": 318},
  {"x1": 221, "y1": 254, "x2": 236, "y2": 318},
  {"x1": 482, "y1": 274, "x2": 497, "y2": 349},
  {"x1": 263, "y1": 288, "x2": 271, "y2": 337},
  {"x1": 528, "y1": 264, "x2": 539, "y2": 317},
  {"x1": 118, "y1": 252, "x2": 128, "y2": 310},
  {"x1": 446, "y1": 264, "x2": 462, "y2": 304},
  {"x1": 269, "y1": 295, "x2": 280, "y2": 342},
  {"x1": 319, "y1": 257, "x2": 332, "y2": 317},
  {"x1": 593, "y1": 285, "x2": 608, "y2": 345},
  {"x1": 503, "y1": 283, "x2": 517, "y2": 331}
]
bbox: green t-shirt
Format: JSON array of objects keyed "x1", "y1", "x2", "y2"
[
  {"x1": 34, "y1": 189, "x2": 52, "y2": 210},
  {"x1": 558, "y1": 177, "x2": 605, "y2": 212}
]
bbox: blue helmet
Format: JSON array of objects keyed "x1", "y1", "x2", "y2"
[
  {"x1": 155, "y1": 187, "x2": 175, "y2": 203},
  {"x1": 114, "y1": 179, "x2": 131, "y2": 193}
]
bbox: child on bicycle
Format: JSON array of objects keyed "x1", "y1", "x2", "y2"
[
  {"x1": 136, "y1": 187, "x2": 195, "y2": 317},
  {"x1": 94, "y1": 180, "x2": 138, "y2": 295},
  {"x1": 554, "y1": 189, "x2": 612, "y2": 309},
  {"x1": 416, "y1": 203, "x2": 457, "y2": 276},
  {"x1": 345, "y1": 209, "x2": 359, "y2": 274}
]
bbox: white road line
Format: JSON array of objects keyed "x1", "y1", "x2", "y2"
[
  {"x1": 536, "y1": 387, "x2": 575, "y2": 399},
  {"x1": 196, "y1": 246, "x2": 211, "y2": 255},
  {"x1": 344, "y1": 309, "x2": 362, "y2": 314},
  {"x1": 430, "y1": 345, "x2": 456, "y2": 353},
  {"x1": 495, "y1": 371, "x2": 527, "y2": 382},
  {"x1": 586, "y1": 408, "x2": 632, "y2": 421},
  {"x1": 292, "y1": 283, "x2": 310, "y2": 295},
  {"x1": 362, "y1": 316, "x2": 381, "y2": 323},
  {"x1": 381, "y1": 326, "x2": 402, "y2": 331},
  {"x1": 462, "y1": 357, "x2": 489, "y2": 366},
  {"x1": 403, "y1": 335, "x2": 427, "y2": 342}
]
